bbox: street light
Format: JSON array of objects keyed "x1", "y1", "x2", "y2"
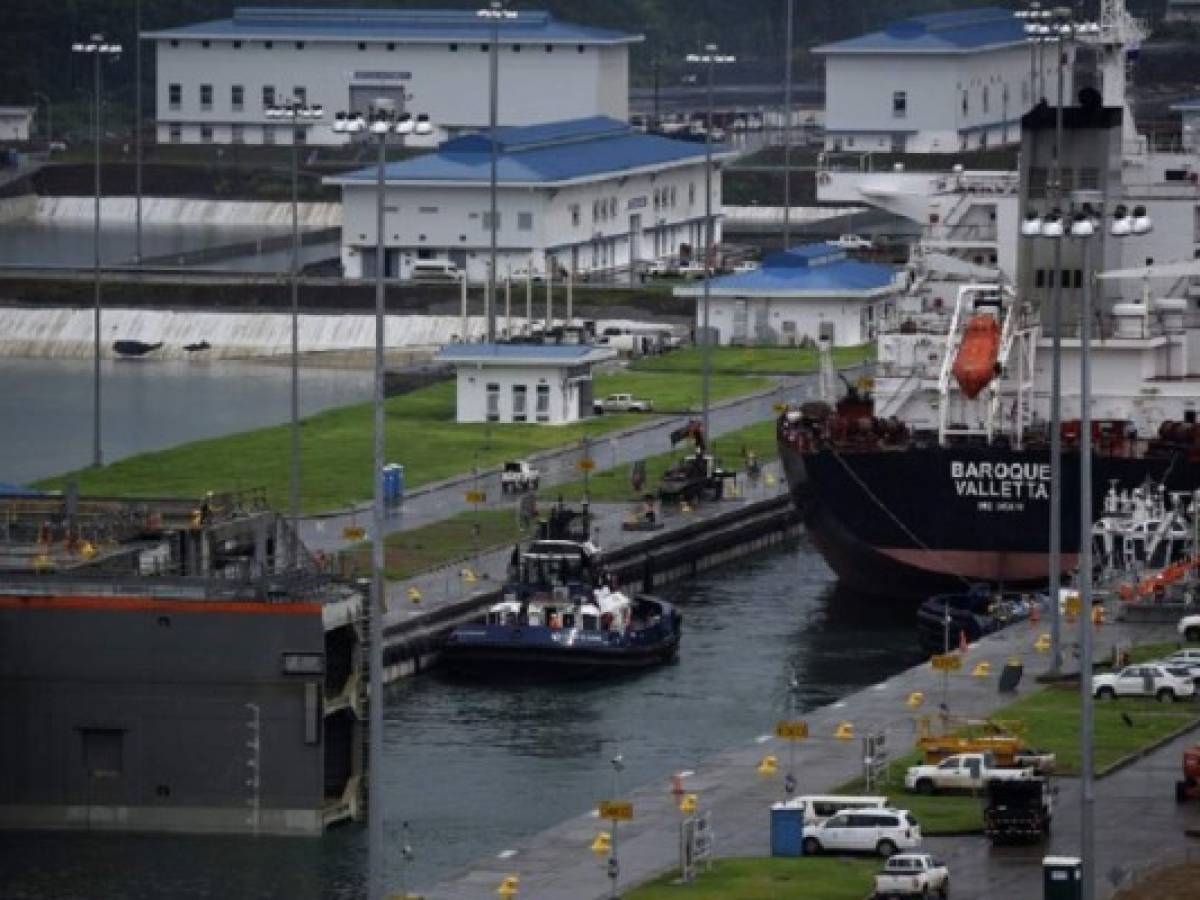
[
  {"x1": 782, "y1": 0, "x2": 794, "y2": 248},
  {"x1": 33, "y1": 92, "x2": 51, "y2": 147},
  {"x1": 684, "y1": 45, "x2": 735, "y2": 439},
  {"x1": 265, "y1": 99, "x2": 325, "y2": 564},
  {"x1": 478, "y1": 2, "x2": 517, "y2": 343},
  {"x1": 71, "y1": 33, "x2": 122, "y2": 469},
  {"x1": 333, "y1": 101, "x2": 433, "y2": 900}
]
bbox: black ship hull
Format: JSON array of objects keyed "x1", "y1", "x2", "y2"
[{"x1": 779, "y1": 440, "x2": 1200, "y2": 597}]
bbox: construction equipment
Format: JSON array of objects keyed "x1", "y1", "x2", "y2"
[
  {"x1": 657, "y1": 420, "x2": 735, "y2": 504},
  {"x1": 916, "y1": 716, "x2": 1054, "y2": 772},
  {"x1": 1174, "y1": 744, "x2": 1200, "y2": 802}
]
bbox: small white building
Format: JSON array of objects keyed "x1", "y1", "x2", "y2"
[
  {"x1": 143, "y1": 7, "x2": 640, "y2": 147},
  {"x1": 675, "y1": 245, "x2": 900, "y2": 348},
  {"x1": 815, "y1": 7, "x2": 1072, "y2": 153},
  {"x1": 0, "y1": 107, "x2": 35, "y2": 142},
  {"x1": 436, "y1": 343, "x2": 616, "y2": 424},
  {"x1": 327, "y1": 116, "x2": 734, "y2": 282},
  {"x1": 1171, "y1": 97, "x2": 1200, "y2": 150}
]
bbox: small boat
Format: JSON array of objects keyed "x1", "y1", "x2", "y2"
[
  {"x1": 951, "y1": 311, "x2": 1001, "y2": 399},
  {"x1": 112, "y1": 340, "x2": 163, "y2": 357},
  {"x1": 183, "y1": 340, "x2": 212, "y2": 352},
  {"x1": 916, "y1": 584, "x2": 1033, "y2": 655},
  {"x1": 441, "y1": 504, "x2": 682, "y2": 675}
]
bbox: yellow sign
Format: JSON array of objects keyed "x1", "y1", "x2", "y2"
[
  {"x1": 342, "y1": 525, "x2": 366, "y2": 541},
  {"x1": 1065, "y1": 594, "x2": 1082, "y2": 617},
  {"x1": 774, "y1": 720, "x2": 810, "y2": 741},
  {"x1": 598, "y1": 800, "x2": 633, "y2": 821},
  {"x1": 578, "y1": 457, "x2": 596, "y2": 471},
  {"x1": 465, "y1": 490, "x2": 486, "y2": 504},
  {"x1": 931, "y1": 653, "x2": 962, "y2": 672}
]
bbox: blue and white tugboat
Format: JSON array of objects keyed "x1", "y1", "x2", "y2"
[{"x1": 441, "y1": 505, "x2": 682, "y2": 675}]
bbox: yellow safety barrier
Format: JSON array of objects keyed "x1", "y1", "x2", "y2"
[
  {"x1": 497, "y1": 875, "x2": 519, "y2": 898},
  {"x1": 1034, "y1": 633, "x2": 1051, "y2": 652},
  {"x1": 590, "y1": 831, "x2": 612, "y2": 855},
  {"x1": 407, "y1": 586, "x2": 422, "y2": 603},
  {"x1": 972, "y1": 661, "x2": 992, "y2": 678},
  {"x1": 907, "y1": 691, "x2": 925, "y2": 709},
  {"x1": 835, "y1": 721, "x2": 854, "y2": 741},
  {"x1": 679, "y1": 793, "x2": 698, "y2": 814},
  {"x1": 460, "y1": 568, "x2": 477, "y2": 583},
  {"x1": 756, "y1": 755, "x2": 778, "y2": 775}
]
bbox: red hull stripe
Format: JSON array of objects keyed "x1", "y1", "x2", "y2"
[{"x1": 0, "y1": 595, "x2": 322, "y2": 616}]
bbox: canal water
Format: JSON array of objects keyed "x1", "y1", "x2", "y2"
[
  {"x1": 0, "y1": 539, "x2": 925, "y2": 899},
  {"x1": 0, "y1": 357, "x2": 372, "y2": 485}
]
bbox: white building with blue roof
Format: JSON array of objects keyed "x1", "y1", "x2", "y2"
[
  {"x1": 435, "y1": 343, "x2": 616, "y2": 424},
  {"x1": 815, "y1": 6, "x2": 1072, "y2": 154},
  {"x1": 326, "y1": 116, "x2": 736, "y2": 283},
  {"x1": 674, "y1": 245, "x2": 901, "y2": 348},
  {"x1": 1170, "y1": 97, "x2": 1200, "y2": 151},
  {"x1": 142, "y1": 7, "x2": 641, "y2": 146}
]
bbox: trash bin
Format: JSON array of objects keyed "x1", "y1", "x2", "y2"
[
  {"x1": 382, "y1": 464, "x2": 404, "y2": 509},
  {"x1": 1043, "y1": 856, "x2": 1082, "y2": 900},
  {"x1": 769, "y1": 799, "x2": 804, "y2": 857}
]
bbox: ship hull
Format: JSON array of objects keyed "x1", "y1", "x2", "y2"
[{"x1": 780, "y1": 440, "x2": 1199, "y2": 597}]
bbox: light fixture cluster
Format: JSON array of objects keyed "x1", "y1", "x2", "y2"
[
  {"x1": 686, "y1": 43, "x2": 736, "y2": 65},
  {"x1": 332, "y1": 111, "x2": 434, "y2": 137},
  {"x1": 265, "y1": 103, "x2": 325, "y2": 121},
  {"x1": 1016, "y1": 4, "x2": 1100, "y2": 41},
  {"x1": 1022, "y1": 203, "x2": 1152, "y2": 239},
  {"x1": 476, "y1": 2, "x2": 518, "y2": 21},
  {"x1": 71, "y1": 33, "x2": 122, "y2": 55}
]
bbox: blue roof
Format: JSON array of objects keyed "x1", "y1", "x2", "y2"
[
  {"x1": 331, "y1": 117, "x2": 729, "y2": 186},
  {"x1": 679, "y1": 245, "x2": 897, "y2": 295},
  {"x1": 0, "y1": 481, "x2": 45, "y2": 498},
  {"x1": 145, "y1": 7, "x2": 640, "y2": 45},
  {"x1": 815, "y1": 7, "x2": 1026, "y2": 54},
  {"x1": 1171, "y1": 97, "x2": 1200, "y2": 111},
  {"x1": 436, "y1": 343, "x2": 614, "y2": 363}
]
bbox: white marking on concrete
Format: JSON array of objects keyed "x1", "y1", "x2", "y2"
[
  {"x1": 755, "y1": 734, "x2": 773, "y2": 744},
  {"x1": 497, "y1": 849, "x2": 517, "y2": 859}
]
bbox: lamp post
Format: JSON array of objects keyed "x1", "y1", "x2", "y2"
[
  {"x1": 72, "y1": 34, "x2": 122, "y2": 469},
  {"x1": 685, "y1": 45, "x2": 735, "y2": 439},
  {"x1": 266, "y1": 99, "x2": 325, "y2": 563},
  {"x1": 782, "y1": 0, "x2": 794, "y2": 249},
  {"x1": 478, "y1": 1, "x2": 517, "y2": 343},
  {"x1": 134, "y1": 0, "x2": 143, "y2": 264},
  {"x1": 34, "y1": 92, "x2": 51, "y2": 147},
  {"x1": 333, "y1": 102, "x2": 434, "y2": 900}
]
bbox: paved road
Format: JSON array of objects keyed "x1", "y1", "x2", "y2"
[
  {"x1": 424, "y1": 611, "x2": 1189, "y2": 899},
  {"x1": 299, "y1": 374, "x2": 817, "y2": 555}
]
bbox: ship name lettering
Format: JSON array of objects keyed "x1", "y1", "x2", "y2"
[{"x1": 951, "y1": 460, "x2": 1050, "y2": 506}]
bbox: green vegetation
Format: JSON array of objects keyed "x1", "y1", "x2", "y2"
[
  {"x1": 1125, "y1": 641, "x2": 1196, "y2": 665},
  {"x1": 337, "y1": 507, "x2": 522, "y2": 582},
  {"x1": 39, "y1": 373, "x2": 766, "y2": 513},
  {"x1": 832, "y1": 750, "x2": 984, "y2": 835},
  {"x1": 631, "y1": 345, "x2": 873, "y2": 376},
  {"x1": 626, "y1": 857, "x2": 876, "y2": 900},
  {"x1": 543, "y1": 419, "x2": 779, "y2": 504}
]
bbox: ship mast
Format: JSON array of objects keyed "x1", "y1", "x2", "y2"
[{"x1": 1083, "y1": 0, "x2": 1147, "y2": 150}]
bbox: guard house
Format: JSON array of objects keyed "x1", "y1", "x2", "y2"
[
  {"x1": 815, "y1": 7, "x2": 1070, "y2": 153},
  {"x1": 327, "y1": 116, "x2": 733, "y2": 282},
  {"x1": 675, "y1": 245, "x2": 900, "y2": 347},
  {"x1": 1171, "y1": 97, "x2": 1200, "y2": 151},
  {"x1": 143, "y1": 7, "x2": 641, "y2": 146},
  {"x1": 0, "y1": 107, "x2": 35, "y2": 142},
  {"x1": 436, "y1": 343, "x2": 616, "y2": 424}
]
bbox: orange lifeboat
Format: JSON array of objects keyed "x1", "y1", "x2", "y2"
[{"x1": 952, "y1": 314, "x2": 1001, "y2": 399}]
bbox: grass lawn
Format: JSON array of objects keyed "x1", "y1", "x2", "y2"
[
  {"x1": 37, "y1": 372, "x2": 767, "y2": 513},
  {"x1": 540, "y1": 419, "x2": 780, "y2": 504},
  {"x1": 626, "y1": 857, "x2": 877, "y2": 900},
  {"x1": 631, "y1": 345, "x2": 874, "y2": 376},
  {"x1": 1125, "y1": 641, "x2": 1197, "y2": 664},
  {"x1": 336, "y1": 507, "x2": 524, "y2": 582},
  {"x1": 832, "y1": 750, "x2": 985, "y2": 835}
]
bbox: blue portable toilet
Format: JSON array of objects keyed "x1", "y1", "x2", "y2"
[
  {"x1": 770, "y1": 799, "x2": 804, "y2": 857},
  {"x1": 382, "y1": 464, "x2": 404, "y2": 509}
]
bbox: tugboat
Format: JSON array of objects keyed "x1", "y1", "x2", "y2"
[{"x1": 441, "y1": 504, "x2": 682, "y2": 675}]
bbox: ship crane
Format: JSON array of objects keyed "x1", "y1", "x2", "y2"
[{"x1": 1074, "y1": 0, "x2": 1148, "y2": 152}]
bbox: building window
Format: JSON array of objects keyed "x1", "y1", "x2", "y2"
[
  {"x1": 982, "y1": 86, "x2": 990, "y2": 115},
  {"x1": 669, "y1": 186, "x2": 677, "y2": 207},
  {"x1": 231, "y1": 123, "x2": 244, "y2": 144},
  {"x1": 481, "y1": 44, "x2": 489, "y2": 52},
  {"x1": 689, "y1": 182, "x2": 696, "y2": 205},
  {"x1": 512, "y1": 385, "x2": 528, "y2": 422},
  {"x1": 168, "y1": 83, "x2": 181, "y2": 110},
  {"x1": 486, "y1": 384, "x2": 500, "y2": 421},
  {"x1": 358, "y1": 42, "x2": 367, "y2": 51},
  {"x1": 169, "y1": 123, "x2": 182, "y2": 144},
  {"x1": 201, "y1": 40, "x2": 210, "y2": 49},
  {"x1": 1022, "y1": 79, "x2": 1030, "y2": 103},
  {"x1": 1035, "y1": 268, "x2": 1046, "y2": 288},
  {"x1": 294, "y1": 127, "x2": 306, "y2": 145},
  {"x1": 512, "y1": 44, "x2": 522, "y2": 52},
  {"x1": 294, "y1": 86, "x2": 307, "y2": 105},
  {"x1": 609, "y1": 197, "x2": 617, "y2": 218},
  {"x1": 231, "y1": 85, "x2": 244, "y2": 110},
  {"x1": 482, "y1": 211, "x2": 501, "y2": 230},
  {"x1": 81, "y1": 728, "x2": 124, "y2": 778},
  {"x1": 892, "y1": 91, "x2": 907, "y2": 118},
  {"x1": 200, "y1": 124, "x2": 213, "y2": 143},
  {"x1": 169, "y1": 39, "x2": 179, "y2": 48},
  {"x1": 264, "y1": 41, "x2": 273, "y2": 50},
  {"x1": 263, "y1": 85, "x2": 275, "y2": 108},
  {"x1": 962, "y1": 90, "x2": 969, "y2": 117},
  {"x1": 263, "y1": 126, "x2": 276, "y2": 145},
  {"x1": 577, "y1": 44, "x2": 585, "y2": 53},
  {"x1": 545, "y1": 44, "x2": 553, "y2": 53},
  {"x1": 295, "y1": 41, "x2": 305, "y2": 50},
  {"x1": 233, "y1": 40, "x2": 242, "y2": 49},
  {"x1": 387, "y1": 43, "x2": 396, "y2": 51},
  {"x1": 570, "y1": 204, "x2": 580, "y2": 227},
  {"x1": 517, "y1": 212, "x2": 533, "y2": 231},
  {"x1": 200, "y1": 84, "x2": 213, "y2": 110},
  {"x1": 536, "y1": 384, "x2": 550, "y2": 422},
  {"x1": 449, "y1": 43, "x2": 458, "y2": 52}
]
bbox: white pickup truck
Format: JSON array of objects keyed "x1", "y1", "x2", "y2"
[
  {"x1": 904, "y1": 752, "x2": 1033, "y2": 795},
  {"x1": 593, "y1": 393, "x2": 654, "y2": 414},
  {"x1": 873, "y1": 853, "x2": 949, "y2": 900},
  {"x1": 500, "y1": 460, "x2": 540, "y2": 493}
]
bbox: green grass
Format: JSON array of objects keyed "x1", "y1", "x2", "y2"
[
  {"x1": 37, "y1": 372, "x2": 767, "y2": 513},
  {"x1": 626, "y1": 857, "x2": 877, "y2": 900},
  {"x1": 832, "y1": 750, "x2": 985, "y2": 835},
  {"x1": 541, "y1": 419, "x2": 780, "y2": 504},
  {"x1": 1125, "y1": 641, "x2": 1198, "y2": 664},
  {"x1": 631, "y1": 345, "x2": 874, "y2": 376},
  {"x1": 336, "y1": 507, "x2": 522, "y2": 582}
]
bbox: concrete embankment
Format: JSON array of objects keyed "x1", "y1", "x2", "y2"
[{"x1": 24, "y1": 196, "x2": 341, "y2": 228}]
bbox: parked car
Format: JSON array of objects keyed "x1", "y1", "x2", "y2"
[
  {"x1": 872, "y1": 853, "x2": 949, "y2": 900},
  {"x1": 593, "y1": 393, "x2": 653, "y2": 414},
  {"x1": 410, "y1": 259, "x2": 461, "y2": 282},
  {"x1": 791, "y1": 795, "x2": 888, "y2": 828},
  {"x1": 500, "y1": 460, "x2": 540, "y2": 493},
  {"x1": 802, "y1": 808, "x2": 921, "y2": 857},
  {"x1": 1092, "y1": 664, "x2": 1196, "y2": 701},
  {"x1": 904, "y1": 752, "x2": 1032, "y2": 795},
  {"x1": 1178, "y1": 614, "x2": 1200, "y2": 642},
  {"x1": 829, "y1": 234, "x2": 874, "y2": 250},
  {"x1": 731, "y1": 259, "x2": 760, "y2": 273}
]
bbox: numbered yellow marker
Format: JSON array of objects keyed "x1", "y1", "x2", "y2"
[
  {"x1": 835, "y1": 721, "x2": 854, "y2": 741},
  {"x1": 460, "y1": 568, "x2": 477, "y2": 583},
  {"x1": 679, "y1": 793, "x2": 698, "y2": 814},
  {"x1": 775, "y1": 720, "x2": 809, "y2": 741},
  {"x1": 465, "y1": 489, "x2": 486, "y2": 504},
  {"x1": 590, "y1": 831, "x2": 611, "y2": 855},
  {"x1": 931, "y1": 653, "x2": 962, "y2": 672},
  {"x1": 1034, "y1": 633, "x2": 1051, "y2": 652},
  {"x1": 907, "y1": 691, "x2": 925, "y2": 709},
  {"x1": 756, "y1": 755, "x2": 778, "y2": 775},
  {"x1": 578, "y1": 457, "x2": 595, "y2": 472},
  {"x1": 407, "y1": 586, "x2": 422, "y2": 604},
  {"x1": 342, "y1": 525, "x2": 366, "y2": 541},
  {"x1": 972, "y1": 661, "x2": 992, "y2": 678},
  {"x1": 497, "y1": 875, "x2": 519, "y2": 898},
  {"x1": 598, "y1": 800, "x2": 633, "y2": 821}
]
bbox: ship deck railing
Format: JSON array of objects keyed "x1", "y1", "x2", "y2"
[{"x1": 0, "y1": 570, "x2": 338, "y2": 604}]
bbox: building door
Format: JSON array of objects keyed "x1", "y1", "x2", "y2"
[
  {"x1": 732, "y1": 299, "x2": 748, "y2": 344},
  {"x1": 629, "y1": 214, "x2": 642, "y2": 273},
  {"x1": 890, "y1": 133, "x2": 907, "y2": 153},
  {"x1": 349, "y1": 85, "x2": 409, "y2": 117},
  {"x1": 578, "y1": 378, "x2": 594, "y2": 419}
]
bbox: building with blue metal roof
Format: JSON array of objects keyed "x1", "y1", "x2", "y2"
[
  {"x1": 1170, "y1": 97, "x2": 1200, "y2": 150},
  {"x1": 143, "y1": 8, "x2": 642, "y2": 146},
  {"x1": 435, "y1": 342, "x2": 616, "y2": 424},
  {"x1": 327, "y1": 117, "x2": 736, "y2": 285},
  {"x1": 815, "y1": 6, "x2": 1070, "y2": 154},
  {"x1": 674, "y1": 244, "x2": 900, "y2": 347}
]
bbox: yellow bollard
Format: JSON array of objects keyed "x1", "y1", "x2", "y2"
[
  {"x1": 590, "y1": 831, "x2": 612, "y2": 855},
  {"x1": 680, "y1": 501, "x2": 693, "y2": 514},
  {"x1": 460, "y1": 568, "x2": 477, "y2": 583},
  {"x1": 835, "y1": 721, "x2": 854, "y2": 741},
  {"x1": 764, "y1": 473, "x2": 777, "y2": 487},
  {"x1": 407, "y1": 586, "x2": 422, "y2": 604},
  {"x1": 906, "y1": 691, "x2": 925, "y2": 709},
  {"x1": 972, "y1": 661, "x2": 992, "y2": 678},
  {"x1": 679, "y1": 793, "x2": 698, "y2": 814},
  {"x1": 497, "y1": 875, "x2": 519, "y2": 898},
  {"x1": 756, "y1": 755, "x2": 778, "y2": 775},
  {"x1": 1034, "y1": 633, "x2": 1051, "y2": 652}
]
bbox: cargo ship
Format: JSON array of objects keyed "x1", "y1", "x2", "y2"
[{"x1": 779, "y1": 5, "x2": 1200, "y2": 596}]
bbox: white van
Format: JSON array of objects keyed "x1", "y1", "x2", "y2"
[
  {"x1": 410, "y1": 260, "x2": 460, "y2": 282},
  {"x1": 789, "y1": 795, "x2": 888, "y2": 828}
]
